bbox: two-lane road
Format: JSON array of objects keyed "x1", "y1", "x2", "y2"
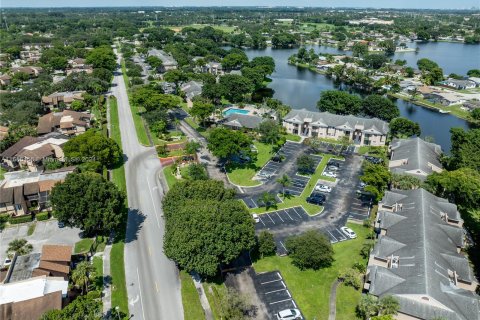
[{"x1": 111, "y1": 53, "x2": 183, "y2": 320}]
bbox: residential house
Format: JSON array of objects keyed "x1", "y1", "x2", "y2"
[
  {"x1": 180, "y1": 81, "x2": 203, "y2": 101},
  {"x1": 10, "y1": 66, "x2": 43, "y2": 78},
  {"x1": 283, "y1": 109, "x2": 389, "y2": 146},
  {"x1": 463, "y1": 100, "x2": 480, "y2": 111},
  {"x1": 0, "y1": 167, "x2": 74, "y2": 216},
  {"x1": 147, "y1": 49, "x2": 178, "y2": 73},
  {"x1": 19, "y1": 50, "x2": 42, "y2": 64},
  {"x1": 442, "y1": 79, "x2": 476, "y2": 90},
  {"x1": 222, "y1": 114, "x2": 264, "y2": 130},
  {"x1": 0, "y1": 134, "x2": 69, "y2": 172},
  {"x1": 366, "y1": 189, "x2": 479, "y2": 320},
  {"x1": 203, "y1": 62, "x2": 224, "y2": 75},
  {"x1": 389, "y1": 137, "x2": 443, "y2": 181},
  {"x1": 425, "y1": 92, "x2": 466, "y2": 106},
  {"x1": 468, "y1": 77, "x2": 480, "y2": 87},
  {"x1": 37, "y1": 110, "x2": 92, "y2": 136},
  {"x1": 41, "y1": 91, "x2": 85, "y2": 109},
  {"x1": 0, "y1": 276, "x2": 67, "y2": 320}
]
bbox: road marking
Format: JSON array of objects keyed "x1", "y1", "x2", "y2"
[
  {"x1": 266, "y1": 214, "x2": 275, "y2": 225},
  {"x1": 270, "y1": 298, "x2": 293, "y2": 305},
  {"x1": 265, "y1": 288, "x2": 288, "y2": 294},
  {"x1": 155, "y1": 281, "x2": 159, "y2": 292},
  {"x1": 260, "y1": 279, "x2": 282, "y2": 285},
  {"x1": 275, "y1": 211, "x2": 284, "y2": 222},
  {"x1": 148, "y1": 246, "x2": 152, "y2": 256},
  {"x1": 280, "y1": 241, "x2": 288, "y2": 253},
  {"x1": 146, "y1": 178, "x2": 161, "y2": 229},
  {"x1": 258, "y1": 216, "x2": 266, "y2": 227},
  {"x1": 327, "y1": 230, "x2": 337, "y2": 242},
  {"x1": 136, "y1": 268, "x2": 147, "y2": 320},
  {"x1": 284, "y1": 210, "x2": 294, "y2": 220}
]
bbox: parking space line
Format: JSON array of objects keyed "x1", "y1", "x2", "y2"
[
  {"x1": 266, "y1": 214, "x2": 275, "y2": 225},
  {"x1": 260, "y1": 279, "x2": 282, "y2": 285},
  {"x1": 251, "y1": 198, "x2": 258, "y2": 208},
  {"x1": 270, "y1": 298, "x2": 293, "y2": 305},
  {"x1": 292, "y1": 207, "x2": 303, "y2": 219},
  {"x1": 258, "y1": 216, "x2": 266, "y2": 226},
  {"x1": 284, "y1": 210, "x2": 294, "y2": 220},
  {"x1": 328, "y1": 230, "x2": 337, "y2": 242},
  {"x1": 279, "y1": 241, "x2": 287, "y2": 253},
  {"x1": 275, "y1": 212, "x2": 284, "y2": 223},
  {"x1": 265, "y1": 288, "x2": 288, "y2": 295}
]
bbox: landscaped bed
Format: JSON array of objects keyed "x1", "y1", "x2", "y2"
[{"x1": 254, "y1": 223, "x2": 369, "y2": 320}]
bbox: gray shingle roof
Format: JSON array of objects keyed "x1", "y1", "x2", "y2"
[
  {"x1": 390, "y1": 137, "x2": 443, "y2": 180},
  {"x1": 369, "y1": 189, "x2": 479, "y2": 320},
  {"x1": 283, "y1": 109, "x2": 389, "y2": 135},
  {"x1": 223, "y1": 114, "x2": 263, "y2": 129},
  {"x1": 180, "y1": 81, "x2": 203, "y2": 100},
  {"x1": 147, "y1": 49, "x2": 178, "y2": 66}
]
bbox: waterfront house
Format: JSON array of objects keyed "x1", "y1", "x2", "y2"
[
  {"x1": 365, "y1": 189, "x2": 479, "y2": 320},
  {"x1": 283, "y1": 109, "x2": 388, "y2": 146},
  {"x1": 389, "y1": 137, "x2": 443, "y2": 181},
  {"x1": 425, "y1": 92, "x2": 466, "y2": 106},
  {"x1": 468, "y1": 77, "x2": 480, "y2": 87},
  {"x1": 443, "y1": 79, "x2": 476, "y2": 90}
]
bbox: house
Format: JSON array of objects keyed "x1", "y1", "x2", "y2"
[
  {"x1": 0, "y1": 276, "x2": 67, "y2": 320},
  {"x1": 0, "y1": 134, "x2": 69, "y2": 172},
  {"x1": 366, "y1": 189, "x2": 479, "y2": 320},
  {"x1": 37, "y1": 110, "x2": 92, "y2": 136},
  {"x1": 147, "y1": 49, "x2": 178, "y2": 73},
  {"x1": 389, "y1": 137, "x2": 443, "y2": 181},
  {"x1": 283, "y1": 109, "x2": 389, "y2": 146},
  {"x1": 463, "y1": 100, "x2": 480, "y2": 111},
  {"x1": 66, "y1": 66, "x2": 93, "y2": 76},
  {"x1": 203, "y1": 62, "x2": 224, "y2": 75},
  {"x1": 0, "y1": 74, "x2": 11, "y2": 86},
  {"x1": 0, "y1": 126, "x2": 8, "y2": 141},
  {"x1": 425, "y1": 92, "x2": 466, "y2": 106},
  {"x1": 19, "y1": 50, "x2": 41, "y2": 64},
  {"x1": 222, "y1": 114, "x2": 264, "y2": 130},
  {"x1": 443, "y1": 79, "x2": 476, "y2": 90},
  {"x1": 10, "y1": 66, "x2": 43, "y2": 78},
  {"x1": 68, "y1": 58, "x2": 87, "y2": 69},
  {"x1": 0, "y1": 167, "x2": 74, "y2": 216},
  {"x1": 180, "y1": 81, "x2": 203, "y2": 101},
  {"x1": 41, "y1": 91, "x2": 85, "y2": 109}
]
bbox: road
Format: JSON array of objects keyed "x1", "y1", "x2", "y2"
[{"x1": 110, "y1": 52, "x2": 183, "y2": 320}]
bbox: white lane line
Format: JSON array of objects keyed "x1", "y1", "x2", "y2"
[
  {"x1": 265, "y1": 288, "x2": 288, "y2": 295},
  {"x1": 146, "y1": 178, "x2": 161, "y2": 229},
  {"x1": 259, "y1": 216, "x2": 266, "y2": 227},
  {"x1": 260, "y1": 279, "x2": 282, "y2": 285},
  {"x1": 276, "y1": 211, "x2": 284, "y2": 223},
  {"x1": 327, "y1": 230, "x2": 337, "y2": 242},
  {"x1": 251, "y1": 198, "x2": 259, "y2": 209},
  {"x1": 280, "y1": 241, "x2": 287, "y2": 253},
  {"x1": 284, "y1": 210, "x2": 294, "y2": 220},
  {"x1": 267, "y1": 214, "x2": 275, "y2": 225},
  {"x1": 270, "y1": 298, "x2": 293, "y2": 305},
  {"x1": 136, "y1": 268, "x2": 147, "y2": 320}
]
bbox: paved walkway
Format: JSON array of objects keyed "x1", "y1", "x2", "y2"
[
  {"x1": 102, "y1": 244, "x2": 112, "y2": 315},
  {"x1": 191, "y1": 273, "x2": 214, "y2": 320},
  {"x1": 328, "y1": 280, "x2": 341, "y2": 320}
]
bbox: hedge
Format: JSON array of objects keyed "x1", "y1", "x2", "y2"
[
  {"x1": 9, "y1": 215, "x2": 33, "y2": 224},
  {"x1": 0, "y1": 213, "x2": 9, "y2": 223},
  {"x1": 36, "y1": 212, "x2": 50, "y2": 221}
]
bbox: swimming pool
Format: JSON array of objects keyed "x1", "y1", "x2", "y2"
[{"x1": 223, "y1": 108, "x2": 250, "y2": 116}]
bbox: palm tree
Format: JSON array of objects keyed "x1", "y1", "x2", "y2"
[
  {"x1": 378, "y1": 295, "x2": 400, "y2": 315},
  {"x1": 71, "y1": 261, "x2": 96, "y2": 294},
  {"x1": 7, "y1": 239, "x2": 33, "y2": 256},
  {"x1": 260, "y1": 192, "x2": 277, "y2": 210},
  {"x1": 276, "y1": 174, "x2": 291, "y2": 197}
]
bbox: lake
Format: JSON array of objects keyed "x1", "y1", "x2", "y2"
[{"x1": 245, "y1": 42, "x2": 479, "y2": 152}]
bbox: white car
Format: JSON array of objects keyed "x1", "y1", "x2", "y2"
[
  {"x1": 276, "y1": 309, "x2": 303, "y2": 320},
  {"x1": 341, "y1": 226, "x2": 357, "y2": 239},
  {"x1": 3, "y1": 257, "x2": 12, "y2": 267},
  {"x1": 315, "y1": 184, "x2": 332, "y2": 193},
  {"x1": 257, "y1": 172, "x2": 272, "y2": 179},
  {"x1": 252, "y1": 214, "x2": 260, "y2": 223},
  {"x1": 322, "y1": 171, "x2": 337, "y2": 178}
]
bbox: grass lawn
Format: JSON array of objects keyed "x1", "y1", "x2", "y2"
[
  {"x1": 250, "y1": 154, "x2": 341, "y2": 215},
  {"x1": 111, "y1": 240, "x2": 128, "y2": 314},
  {"x1": 283, "y1": 133, "x2": 302, "y2": 142},
  {"x1": 121, "y1": 59, "x2": 150, "y2": 146},
  {"x1": 109, "y1": 97, "x2": 127, "y2": 192},
  {"x1": 180, "y1": 270, "x2": 205, "y2": 320},
  {"x1": 163, "y1": 165, "x2": 180, "y2": 189},
  {"x1": 0, "y1": 167, "x2": 6, "y2": 180},
  {"x1": 254, "y1": 223, "x2": 369, "y2": 320},
  {"x1": 74, "y1": 238, "x2": 94, "y2": 254},
  {"x1": 92, "y1": 256, "x2": 103, "y2": 292},
  {"x1": 226, "y1": 142, "x2": 274, "y2": 187},
  {"x1": 203, "y1": 280, "x2": 228, "y2": 320},
  {"x1": 27, "y1": 223, "x2": 36, "y2": 236}
]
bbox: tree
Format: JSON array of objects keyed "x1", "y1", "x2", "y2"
[
  {"x1": 362, "y1": 54, "x2": 388, "y2": 69},
  {"x1": 338, "y1": 268, "x2": 362, "y2": 289},
  {"x1": 467, "y1": 69, "x2": 480, "y2": 77},
  {"x1": 380, "y1": 40, "x2": 396, "y2": 55},
  {"x1": 285, "y1": 230, "x2": 334, "y2": 270},
  {"x1": 40, "y1": 292, "x2": 102, "y2": 320},
  {"x1": 190, "y1": 100, "x2": 215, "y2": 126},
  {"x1": 258, "y1": 120, "x2": 281, "y2": 145},
  {"x1": 361, "y1": 162, "x2": 391, "y2": 201},
  {"x1": 219, "y1": 74, "x2": 254, "y2": 102},
  {"x1": 7, "y1": 239, "x2": 33, "y2": 256},
  {"x1": 352, "y1": 42, "x2": 368, "y2": 57},
  {"x1": 257, "y1": 231, "x2": 276, "y2": 257},
  {"x1": 207, "y1": 128, "x2": 253, "y2": 160},
  {"x1": 446, "y1": 128, "x2": 480, "y2": 171},
  {"x1": 389, "y1": 117, "x2": 421, "y2": 138},
  {"x1": 276, "y1": 174, "x2": 292, "y2": 197},
  {"x1": 297, "y1": 155, "x2": 316, "y2": 175},
  {"x1": 378, "y1": 296, "x2": 400, "y2": 316},
  {"x1": 221, "y1": 52, "x2": 248, "y2": 70},
  {"x1": 201, "y1": 82, "x2": 223, "y2": 104},
  {"x1": 249, "y1": 56, "x2": 275, "y2": 75},
  {"x1": 404, "y1": 66, "x2": 415, "y2": 78},
  {"x1": 163, "y1": 69, "x2": 187, "y2": 93},
  {"x1": 317, "y1": 90, "x2": 362, "y2": 115},
  {"x1": 241, "y1": 66, "x2": 267, "y2": 88},
  {"x1": 71, "y1": 261, "x2": 95, "y2": 294},
  {"x1": 186, "y1": 163, "x2": 208, "y2": 180},
  {"x1": 220, "y1": 288, "x2": 252, "y2": 320},
  {"x1": 185, "y1": 141, "x2": 201, "y2": 155},
  {"x1": 86, "y1": 46, "x2": 116, "y2": 71},
  {"x1": 391, "y1": 173, "x2": 422, "y2": 190},
  {"x1": 357, "y1": 294, "x2": 379, "y2": 319},
  {"x1": 63, "y1": 129, "x2": 121, "y2": 168},
  {"x1": 259, "y1": 192, "x2": 277, "y2": 209},
  {"x1": 417, "y1": 58, "x2": 439, "y2": 71},
  {"x1": 163, "y1": 180, "x2": 255, "y2": 276},
  {"x1": 362, "y1": 95, "x2": 400, "y2": 121},
  {"x1": 50, "y1": 172, "x2": 125, "y2": 236},
  {"x1": 471, "y1": 108, "x2": 480, "y2": 121}
]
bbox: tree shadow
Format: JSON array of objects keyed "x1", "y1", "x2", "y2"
[{"x1": 124, "y1": 209, "x2": 146, "y2": 244}]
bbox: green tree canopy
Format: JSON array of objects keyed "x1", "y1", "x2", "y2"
[
  {"x1": 352, "y1": 42, "x2": 368, "y2": 57},
  {"x1": 50, "y1": 172, "x2": 125, "y2": 236},
  {"x1": 258, "y1": 119, "x2": 282, "y2": 145},
  {"x1": 362, "y1": 95, "x2": 400, "y2": 121},
  {"x1": 40, "y1": 292, "x2": 102, "y2": 320},
  {"x1": 207, "y1": 128, "x2": 253, "y2": 160},
  {"x1": 190, "y1": 99, "x2": 215, "y2": 125},
  {"x1": 362, "y1": 54, "x2": 388, "y2": 69},
  {"x1": 63, "y1": 129, "x2": 121, "y2": 168},
  {"x1": 285, "y1": 230, "x2": 334, "y2": 270},
  {"x1": 297, "y1": 155, "x2": 316, "y2": 175},
  {"x1": 257, "y1": 231, "x2": 276, "y2": 258},
  {"x1": 467, "y1": 69, "x2": 480, "y2": 77},
  {"x1": 389, "y1": 117, "x2": 421, "y2": 138},
  {"x1": 317, "y1": 90, "x2": 362, "y2": 115},
  {"x1": 219, "y1": 74, "x2": 254, "y2": 102},
  {"x1": 249, "y1": 56, "x2": 275, "y2": 75},
  {"x1": 446, "y1": 128, "x2": 480, "y2": 171},
  {"x1": 86, "y1": 46, "x2": 116, "y2": 71}
]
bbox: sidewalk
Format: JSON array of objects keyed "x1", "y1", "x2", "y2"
[
  {"x1": 191, "y1": 272, "x2": 214, "y2": 320},
  {"x1": 102, "y1": 244, "x2": 113, "y2": 315}
]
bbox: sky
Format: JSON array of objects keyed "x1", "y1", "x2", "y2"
[{"x1": 1, "y1": 0, "x2": 479, "y2": 9}]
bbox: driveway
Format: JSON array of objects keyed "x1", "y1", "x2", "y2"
[{"x1": 0, "y1": 220, "x2": 82, "y2": 261}]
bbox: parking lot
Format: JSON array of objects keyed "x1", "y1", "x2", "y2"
[
  {"x1": 348, "y1": 192, "x2": 373, "y2": 221},
  {"x1": 0, "y1": 220, "x2": 82, "y2": 261},
  {"x1": 252, "y1": 271, "x2": 301, "y2": 319},
  {"x1": 312, "y1": 141, "x2": 356, "y2": 156},
  {"x1": 284, "y1": 174, "x2": 309, "y2": 196}
]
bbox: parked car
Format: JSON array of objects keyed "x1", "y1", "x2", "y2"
[
  {"x1": 340, "y1": 226, "x2": 357, "y2": 239},
  {"x1": 310, "y1": 192, "x2": 326, "y2": 200},
  {"x1": 359, "y1": 181, "x2": 367, "y2": 189},
  {"x1": 58, "y1": 221, "x2": 65, "y2": 228},
  {"x1": 365, "y1": 156, "x2": 383, "y2": 164},
  {"x1": 327, "y1": 165, "x2": 339, "y2": 171},
  {"x1": 322, "y1": 171, "x2": 337, "y2": 178},
  {"x1": 271, "y1": 155, "x2": 282, "y2": 163},
  {"x1": 257, "y1": 172, "x2": 272, "y2": 179},
  {"x1": 328, "y1": 161, "x2": 340, "y2": 167},
  {"x1": 276, "y1": 309, "x2": 303, "y2": 320},
  {"x1": 315, "y1": 184, "x2": 332, "y2": 193},
  {"x1": 3, "y1": 257, "x2": 12, "y2": 267},
  {"x1": 252, "y1": 214, "x2": 260, "y2": 223},
  {"x1": 306, "y1": 196, "x2": 324, "y2": 205}
]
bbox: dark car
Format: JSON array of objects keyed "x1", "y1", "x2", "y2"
[
  {"x1": 271, "y1": 155, "x2": 283, "y2": 163},
  {"x1": 364, "y1": 156, "x2": 383, "y2": 164},
  {"x1": 306, "y1": 196, "x2": 324, "y2": 205},
  {"x1": 327, "y1": 161, "x2": 341, "y2": 167},
  {"x1": 310, "y1": 192, "x2": 326, "y2": 201}
]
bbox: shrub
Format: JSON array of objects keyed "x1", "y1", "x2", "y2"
[
  {"x1": 285, "y1": 230, "x2": 334, "y2": 270},
  {"x1": 257, "y1": 231, "x2": 276, "y2": 257},
  {"x1": 9, "y1": 215, "x2": 33, "y2": 225},
  {"x1": 339, "y1": 268, "x2": 362, "y2": 289},
  {"x1": 353, "y1": 261, "x2": 367, "y2": 273},
  {"x1": 36, "y1": 212, "x2": 50, "y2": 221}
]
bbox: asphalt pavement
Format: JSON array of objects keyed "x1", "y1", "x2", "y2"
[{"x1": 111, "y1": 50, "x2": 183, "y2": 320}]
